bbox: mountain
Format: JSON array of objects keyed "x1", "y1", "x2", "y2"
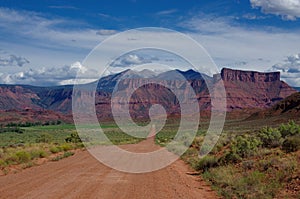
[
  {"x1": 215, "y1": 68, "x2": 296, "y2": 111},
  {"x1": 247, "y1": 92, "x2": 300, "y2": 121},
  {"x1": 0, "y1": 68, "x2": 297, "y2": 123}
]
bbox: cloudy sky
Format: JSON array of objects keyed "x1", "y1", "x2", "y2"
[{"x1": 0, "y1": 0, "x2": 300, "y2": 86}]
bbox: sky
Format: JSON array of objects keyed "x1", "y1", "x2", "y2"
[{"x1": 0, "y1": 0, "x2": 300, "y2": 86}]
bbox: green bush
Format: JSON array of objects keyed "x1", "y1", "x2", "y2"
[
  {"x1": 258, "y1": 127, "x2": 282, "y2": 148},
  {"x1": 278, "y1": 121, "x2": 300, "y2": 138},
  {"x1": 49, "y1": 146, "x2": 62, "y2": 153},
  {"x1": 30, "y1": 149, "x2": 48, "y2": 159},
  {"x1": 282, "y1": 136, "x2": 300, "y2": 153},
  {"x1": 0, "y1": 159, "x2": 7, "y2": 169},
  {"x1": 63, "y1": 151, "x2": 74, "y2": 158},
  {"x1": 15, "y1": 151, "x2": 31, "y2": 163},
  {"x1": 51, "y1": 151, "x2": 74, "y2": 161},
  {"x1": 36, "y1": 133, "x2": 53, "y2": 143},
  {"x1": 231, "y1": 135, "x2": 262, "y2": 158},
  {"x1": 194, "y1": 155, "x2": 218, "y2": 171},
  {"x1": 219, "y1": 151, "x2": 241, "y2": 165},
  {"x1": 65, "y1": 133, "x2": 82, "y2": 143},
  {"x1": 204, "y1": 167, "x2": 281, "y2": 199},
  {"x1": 60, "y1": 143, "x2": 73, "y2": 151}
]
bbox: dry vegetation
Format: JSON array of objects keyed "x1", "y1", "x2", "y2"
[{"x1": 156, "y1": 120, "x2": 300, "y2": 199}]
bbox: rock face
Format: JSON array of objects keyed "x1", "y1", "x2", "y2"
[
  {"x1": 0, "y1": 85, "x2": 40, "y2": 110},
  {"x1": 217, "y1": 68, "x2": 297, "y2": 111},
  {"x1": 220, "y1": 68, "x2": 280, "y2": 82},
  {"x1": 0, "y1": 68, "x2": 297, "y2": 122}
]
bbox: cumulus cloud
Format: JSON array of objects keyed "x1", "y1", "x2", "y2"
[
  {"x1": 0, "y1": 51, "x2": 29, "y2": 67},
  {"x1": 250, "y1": 0, "x2": 300, "y2": 20},
  {"x1": 271, "y1": 53, "x2": 300, "y2": 86},
  {"x1": 110, "y1": 54, "x2": 153, "y2": 67},
  {"x1": 0, "y1": 62, "x2": 98, "y2": 86}
]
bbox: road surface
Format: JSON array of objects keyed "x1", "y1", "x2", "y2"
[{"x1": 0, "y1": 139, "x2": 218, "y2": 199}]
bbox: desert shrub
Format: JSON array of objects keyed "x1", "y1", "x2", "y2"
[
  {"x1": 191, "y1": 136, "x2": 203, "y2": 149},
  {"x1": 49, "y1": 146, "x2": 62, "y2": 153},
  {"x1": 198, "y1": 135, "x2": 221, "y2": 156},
  {"x1": 63, "y1": 151, "x2": 74, "y2": 158},
  {"x1": 166, "y1": 142, "x2": 187, "y2": 155},
  {"x1": 278, "y1": 120, "x2": 300, "y2": 138},
  {"x1": 52, "y1": 151, "x2": 74, "y2": 161},
  {"x1": 21, "y1": 161, "x2": 35, "y2": 169},
  {"x1": 219, "y1": 151, "x2": 241, "y2": 165},
  {"x1": 274, "y1": 158, "x2": 296, "y2": 182},
  {"x1": 36, "y1": 133, "x2": 53, "y2": 143},
  {"x1": 65, "y1": 133, "x2": 82, "y2": 143},
  {"x1": 60, "y1": 143, "x2": 73, "y2": 151},
  {"x1": 30, "y1": 149, "x2": 48, "y2": 159},
  {"x1": 194, "y1": 155, "x2": 218, "y2": 171},
  {"x1": 242, "y1": 160, "x2": 255, "y2": 170},
  {"x1": 204, "y1": 167, "x2": 280, "y2": 199},
  {"x1": 15, "y1": 151, "x2": 31, "y2": 163},
  {"x1": 75, "y1": 142, "x2": 85, "y2": 148},
  {"x1": 202, "y1": 165, "x2": 239, "y2": 198},
  {"x1": 0, "y1": 159, "x2": 7, "y2": 169},
  {"x1": 231, "y1": 135, "x2": 262, "y2": 158},
  {"x1": 282, "y1": 136, "x2": 300, "y2": 153},
  {"x1": 258, "y1": 127, "x2": 282, "y2": 148},
  {"x1": 0, "y1": 127, "x2": 23, "y2": 134}
]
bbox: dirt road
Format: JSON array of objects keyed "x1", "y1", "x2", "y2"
[{"x1": 0, "y1": 139, "x2": 218, "y2": 199}]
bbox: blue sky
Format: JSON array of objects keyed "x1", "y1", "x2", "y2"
[{"x1": 0, "y1": 0, "x2": 300, "y2": 86}]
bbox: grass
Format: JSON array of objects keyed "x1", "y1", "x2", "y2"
[
  {"x1": 0, "y1": 123, "x2": 146, "y2": 174},
  {"x1": 51, "y1": 151, "x2": 75, "y2": 161},
  {"x1": 180, "y1": 121, "x2": 300, "y2": 199},
  {"x1": 0, "y1": 124, "x2": 81, "y2": 173}
]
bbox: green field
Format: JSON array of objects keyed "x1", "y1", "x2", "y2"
[
  {"x1": 0, "y1": 123, "x2": 145, "y2": 147},
  {"x1": 0, "y1": 123, "x2": 144, "y2": 174}
]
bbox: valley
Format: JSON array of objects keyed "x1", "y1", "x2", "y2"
[{"x1": 0, "y1": 68, "x2": 299, "y2": 199}]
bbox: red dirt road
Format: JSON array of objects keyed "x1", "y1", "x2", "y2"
[{"x1": 0, "y1": 139, "x2": 219, "y2": 199}]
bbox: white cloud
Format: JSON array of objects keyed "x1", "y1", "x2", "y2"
[
  {"x1": 180, "y1": 15, "x2": 300, "y2": 73},
  {"x1": 0, "y1": 51, "x2": 29, "y2": 67},
  {"x1": 70, "y1": 61, "x2": 87, "y2": 73},
  {"x1": 111, "y1": 54, "x2": 152, "y2": 67},
  {"x1": 0, "y1": 61, "x2": 98, "y2": 86},
  {"x1": 0, "y1": 8, "x2": 112, "y2": 50},
  {"x1": 250, "y1": 0, "x2": 300, "y2": 20},
  {"x1": 271, "y1": 53, "x2": 300, "y2": 86},
  {"x1": 0, "y1": 8, "x2": 299, "y2": 86}
]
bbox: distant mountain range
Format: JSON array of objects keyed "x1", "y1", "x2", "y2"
[{"x1": 0, "y1": 68, "x2": 297, "y2": 124}]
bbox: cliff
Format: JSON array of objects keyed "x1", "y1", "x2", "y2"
[
  {"x1": 214, "y1": 68, "x2": 297, "y2": 111},
  {"x1": 220, "y1": 68, "x2": 280, "y2": 83},
  {"x1": 0, "y1": 68, "x2": 297, "y2": 122}
]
